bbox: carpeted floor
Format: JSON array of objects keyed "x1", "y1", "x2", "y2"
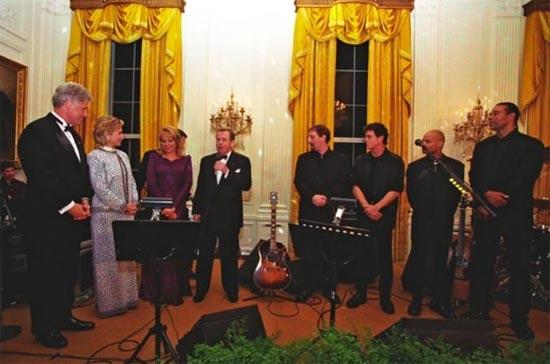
[{"x1": 1, "y1": 261, "x2": 549, "y2": 363}]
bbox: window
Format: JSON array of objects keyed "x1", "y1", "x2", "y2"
[
  {"x1": 110, "y1": 40, "x2": 142, "y2": 171},
  {"x1": 333, "y1": 40, "x2": 369, "y2": 164}
]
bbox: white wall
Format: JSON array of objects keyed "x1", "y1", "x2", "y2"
[{"x1": 0, "y1": 0, "x2": 530, "y2": 253}]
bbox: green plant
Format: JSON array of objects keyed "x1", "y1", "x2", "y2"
[{"x1": 187, "y1": 322, "x2": 549, "y2": 364}]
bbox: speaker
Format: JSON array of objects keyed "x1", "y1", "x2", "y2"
[
  {"x1": 176, "y1": 304, "x2": 266, "y2": 359},
  {"x1": 376, "y1": 318, "x2": 498, "y2": 353}
]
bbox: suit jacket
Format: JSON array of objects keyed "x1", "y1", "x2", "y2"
[
  {"x1": 192, "y1": 151, "x2": 251, "y2": 230},
  {"x1": 18, "y1": 113, "x2": 91, "y2": 232}
]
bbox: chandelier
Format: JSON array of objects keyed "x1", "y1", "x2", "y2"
[
  {"x1": 453, "y1": 96, "x2": 493, "y2": 159},
  {"x1": 210, "y1": 92, "x2": 253, "y2": 150}
]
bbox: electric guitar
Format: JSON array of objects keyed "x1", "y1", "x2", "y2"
[{"x1": 252, "y1": 192, "x2": 291, "y2": 290}]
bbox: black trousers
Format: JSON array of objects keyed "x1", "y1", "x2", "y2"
[
  {"x1": 27, "y1": 224, "x2": 80, "y2": 334},
  {"x1": 195, "y1": 224, "x2": 240, "y2": 296},
  {"x1": 469, "y1": 217, "x2": 532, "y2": 324},
  {"x1": 352, "y1": 227, "x2": 393, "y2": 296}
]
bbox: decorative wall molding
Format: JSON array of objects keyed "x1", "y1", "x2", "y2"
[
  {"x1": 0, "y1": 0, "x2": 18, "y2": 28},
  {"x1": 295, "y1": 0, "x2": 414, "y2": 9},
  {"x1": 495, "y1": 0, "x2": 523, "y2": 16},
  {"x1": 43, "y1": 0, "x2": 71, "y2": 15},
  {"x1": 69, "y1": 0, "x2": 185, "y2": 11},
  {"x1": 523, "y1": 0, "x2": 550, "y2": 16}
]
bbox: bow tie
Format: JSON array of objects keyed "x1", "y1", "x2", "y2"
[
  {"x1": 55, "y1": 119, "x2": 73, "y2": 132},
  {"x1": 217, "y1": 154, "x2": 228, "y2": 160}
]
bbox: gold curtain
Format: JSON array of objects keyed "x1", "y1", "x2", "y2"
[
  {"x1": 66, "y1": 4, "x2": 182, "y2": 154},
  {"x1": 288, "y1": 3, "x2": 412, "y2": 258},
  {"x1": 520, "y1": 10, "x2": 550, "y2": 200}
]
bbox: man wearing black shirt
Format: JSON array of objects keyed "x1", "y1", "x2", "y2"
[
  {"x1": 403, "y1": 130, "x2": 463, "y2": 318},
  {"x1": 469, "y1": 102, "x2": 543, "y2": 340},
  {"x1": 294, "y1": 124, "x2": 351, "y2": 301},
  {"x1": 346, "y1": 123, "x2": 404, "y2": 314},
  {"x1": 1, "y1": 160, "x2": 27, "y2": 222}
]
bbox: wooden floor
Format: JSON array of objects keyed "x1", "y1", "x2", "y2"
[{"x1": 1, "y1": 261, "x2": 549, "y2": 363}]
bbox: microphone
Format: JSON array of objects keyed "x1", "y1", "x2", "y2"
[
  {"x1": 414, "y1": 139, "x2": 423, "y2": 147},
  {"x1": 215, "y1": 154, "x2": 228, "y2": 184}
]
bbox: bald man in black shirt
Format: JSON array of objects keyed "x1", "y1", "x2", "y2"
[{"x1": 469, "y1": 102, "x2": 543, "y2": 340}]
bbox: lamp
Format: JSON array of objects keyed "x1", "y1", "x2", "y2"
[
  {"x1": 453, "y1": 96, "x2": 493, "y2": 159},
  {"x1": 210, "y1": 92, "x2": 253, "y2": 150}
]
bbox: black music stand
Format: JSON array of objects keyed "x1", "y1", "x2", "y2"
[
  {"x1": 289, "y1": 220, "x2": 375, "y2": 327},
  {"x1": 113, "y1": 220, "x2": 199, "y2": 364}
]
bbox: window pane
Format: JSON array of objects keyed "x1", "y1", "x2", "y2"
[
  {"x1": 113, "y1": 102, "x2": 132, "y2": 129},
  {"x1": 336, "y1": 42, "x2": 354, "y2": 69},
  {"x1": 113, "y1": 70, "x2": 133, "y2": 101},
  {"x1": 335, "y1": 72, "x2": 353, "y2": 104},
  {"x1": 114, "y1": 43, "x2": 134, "y2": 68},
  {"x1": 135, "y1": 41, "x2": 142, "y2": 67},
  {"x1": 352, "y1": 142, "x2": 366, "y2": 162},
  {"x1": 334, "y1": 106, "x2": 354, "y2": 138},
  {"x1": 355, "y1": 43, "x2": 369, "y2": 70},
  {"x1": 133, "y1": 70, "x2": 140, "y2": 100},
  {"x1": 120, "y1": 139, "x2": 141, "y2": 170},
  {"x1": 133, "y1": 103, "x2": 140, "y2": 134},
  {"x1": 334, "y1": 142, "x2": 353, "y2": 161},
  {"x1": 353, "y1": 106, "x2": 366, "y2": 138},
  {"x1": 354, "y1": 72, "x2": 367, "y2": 105}
]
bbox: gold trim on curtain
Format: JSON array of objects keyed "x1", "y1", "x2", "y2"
[
  {"x1": 66, "y1": 4, "x2": 182, "y2": 154},
  {"x1": 520, "y1": 10, "x2": 550, "y2": 200},
  {"x1": 289, "y1": 4, "x2": 412, "y2": 261}
]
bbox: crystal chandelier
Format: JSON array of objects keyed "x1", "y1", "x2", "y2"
[
  {"x1": 453, "y1": 96, "x2": 493, "y2": 159},
  {"x1": 210, "y1": 92, "x2": 253, "y2": 150}
]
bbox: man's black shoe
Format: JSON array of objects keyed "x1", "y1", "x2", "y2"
[
  {"x1": 380, "y1": 297, "x2": 395, "y2": 314},
  {"x1": 407, "y1": 300, "x2": 422, "y2": 316},
  {"x1": 60, "y1": 316, "x2": 95, "y2": 331},
  {"x1": 193, "y1": 292, "x2": 206, "y2": 303},
  {"x1": 36, "y1": 329, "x2": 68, "y2": 349},
  {"x1": 429, "y1": 302, "x2": 456, "y2": 319},
  {"x1": 346, "y1": 292, "x2": 367, "y2": 309},
  {"x1": 227, "y1": 293, "x2": 239, "y2": 303},
  {"x1": 511, "y1": 323, "x2": 535, "y2": 340}
]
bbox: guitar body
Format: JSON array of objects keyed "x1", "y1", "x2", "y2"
[
  {"x1": 251, "y1": 191, "x2": 292, "y2": 291},
  {"x1": 252, "y1": 240, "x2": 291, "y2": 290}
]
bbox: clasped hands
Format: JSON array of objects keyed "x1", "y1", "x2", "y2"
[
  {"x1": 476, "y1": 190, "x2": 509, "y2": 220},
  {"x1": 213, "y1": 161, "x2": 229, "y2": 175}
]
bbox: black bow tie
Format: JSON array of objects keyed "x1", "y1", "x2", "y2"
[
  {"x1": 55, "y1": 119, "x2": 72, "y2": 132},
  {"x1": 217, "y1": 154, "x2": 228, "y2": 160}
]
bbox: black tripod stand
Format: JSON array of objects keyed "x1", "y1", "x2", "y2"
[
  {"x1": 290, "y1": 220, "x2": 374, "y2": 327},
  {"x1": 113, "y1": 219, "x2": 199, "y2": 363},
  {"x1": 128, "y1": 252, "x2": 180, "y2": 363},
  {"x1": 0, "y1": 193, "x2": 21, "y2": 342}
]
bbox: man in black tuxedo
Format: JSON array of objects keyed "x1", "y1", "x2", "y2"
[
  {"x1": 18, "y1": 82, "x2": 95, "y2": 348},
  {"x1": 192, "y1": 129, "x2": 251, "y2": 303}
]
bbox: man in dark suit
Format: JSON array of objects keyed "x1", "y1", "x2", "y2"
[
  {"x1": 18, "y1": 82, "x2": 95, "y2": 348},
  {"x1": 192, "y1": 129, "x2": 251, "y2": 303},
  {"x1": 403, "y1": 130, "x2": 464, "y2": 318},
  {"x1": 469, "y1": 102, "x2": 543, "y2": 340}
]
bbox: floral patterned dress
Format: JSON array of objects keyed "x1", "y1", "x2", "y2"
[{"x1": 88, "y1": 147, "x2": 139, "y2": 318}]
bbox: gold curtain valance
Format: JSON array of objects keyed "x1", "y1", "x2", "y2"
[
  {"x1": 523, "y1": 0, "x2": 550, "y2": 16},
  {"x1": 289, "y1": 4, "x2": 412, "y2": 113},
  {"x1": 295, "y1": 0, "x2": 414, "y2": 10},
  {"x1": 70, "y1": 0, "x2": 185, "y2": 11},
  {"x1": 66, "y1": 3, "x2": 183, "y2": 153}
]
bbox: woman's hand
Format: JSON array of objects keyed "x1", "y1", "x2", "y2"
[
  {"x1": 124, "y1": 202, "x2": 138, "y2": 216},
  {"x1": 161, "y1": 207, "x2": 178, "y2": 220}
]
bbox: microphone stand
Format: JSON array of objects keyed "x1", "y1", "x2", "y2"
[{"x1": 426, "y1": 153, "x2": 497, "y2": 218}]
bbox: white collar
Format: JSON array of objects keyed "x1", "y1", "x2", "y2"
[
  {"x1": 100, "y1": 146, "x2": 117, "y2": 152},
  {"x1": 52, "y1": 110, "x2": 70, "y2": 129}
]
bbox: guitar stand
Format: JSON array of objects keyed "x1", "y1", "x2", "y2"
[{"x1": 242, "y1": 288, "x2": 296, "y2": 303}]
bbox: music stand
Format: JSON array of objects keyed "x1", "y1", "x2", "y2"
[
  {"x1": 289, "y1": 220, "x2": 375, "y2": 327},
  {"x1": 113, "y1": 220, "x2": 199, "y2": 363}
]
